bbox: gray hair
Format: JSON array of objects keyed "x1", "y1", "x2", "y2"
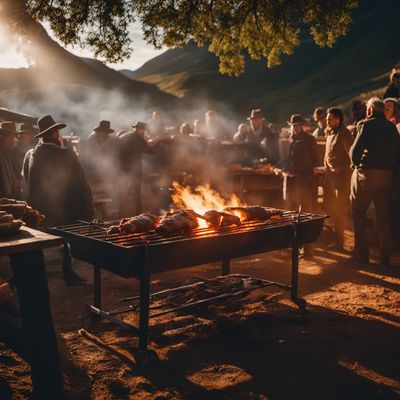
[{"x1": 366, "y1": 96, "x2": 385, "y2": 116}]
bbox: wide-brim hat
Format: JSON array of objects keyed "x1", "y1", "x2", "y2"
[
  {"x1": 0, "y1": 121, "x2": 17, "y2": 136},
  {"x1": 35, "y1": 114, "x2": 66, "y2": 138},
  {"x1": 18, "y1": 122, "x2": 35, "y2": 135},
  {"x1": 287, "y1": 114, "x2": 305, "y2": 126},
  {"x1": 247, "y1": 108, "x2": 265, "y2": 120},
  {"x1": 94, "y1": 120, "x2": 114, "y2": 134},
  {"x1": 132, "y1": 121, "x2": 146, "y2": 130}
]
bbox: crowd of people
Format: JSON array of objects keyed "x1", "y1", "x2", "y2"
[
  {"x1": 0, "y1": 70, "x2": 399, "y2": 270},
  {"x1": 0, "y1": 68, "x2": 400, "y2": 388}
]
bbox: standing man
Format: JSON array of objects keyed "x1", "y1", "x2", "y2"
[
  {"x1": 0, "y1": 122, "x2": 20, "y2": 199},
  {"x1": 349, "y1": 97, "x2": 400, "y2": 267},
  {"x1": 312, "y1": 107, "x2": 327, "y2": 139},
  {"x1": 13, "y1": 123, "x2": 36, "y2": 200},
  {"x1": 383, "y1": 69, "x2": 400, "y2": 99},
  {"x1": 282, "y1": 114, "x2": 320, "y2": 258},
  {"x1": 13, "y1": 123, "x2": 36, "y2": 173},
  {"x1": 324, "y1": 108, "x2": 354, "y2": 250},
  {"x1": 147, "y1": 111, "x2": 166, "y2": 137},
  {"x1": 348, "y1": 99, "x2": 367, "y2": 137},
  {"x1": 283, "y1": 114, "x2": 320, "y2": 213},
  {"x1": 81, "y1": 119, "x2": 116, "y2": 188},
  {"x1": 246, "y1": 108, "x2": 280, "y2": 165},
  {"x1": 23, "y1": 115, "x2": 93, "y2": 284},
  {"x1": 118, "y1": 121, "x2": 154, "y2": 216}
]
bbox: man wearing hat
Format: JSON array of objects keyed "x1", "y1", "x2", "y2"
[
  {"x1": 117, "y1": 121, "x2": 156, "y2": 216},
  {"x1": 12, "y1": 123, "x2": 36, "y2": 186},
  {"x1": 283, "y1": 114, "x2": 320, "y2": 241},
  {"x1": 82, "y1": 120, "x2": 117, "y2": 187},
  {"x1": 246, "y1": 108, "x2": 280, "y2": 166},
  {"x1": 23, "y1": 114, "x2": 93, "y2": 284},
  {"x1": 0, "y1": 121, "x2": 21, "y2": 199}
]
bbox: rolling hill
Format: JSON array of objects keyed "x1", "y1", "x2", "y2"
[
  {"x1": 0, "y1": 26, "x2": 177, "y2": 135},
  {"x1": 125, "y1": 0, "x2": 400, "y2": 123}
]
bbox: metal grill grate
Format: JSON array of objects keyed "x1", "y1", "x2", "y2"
[{"x1": 57, "y1": 210, "x2": 316, "y2": 249}]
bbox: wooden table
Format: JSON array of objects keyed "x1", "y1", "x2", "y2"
[
  {"x1": 227, "y1": 168, "x2": 283, "y2": 206},
  {"x1": 0, "y1": 226, "x2": 65, "y2": 400}
]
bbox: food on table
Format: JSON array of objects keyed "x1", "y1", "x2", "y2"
[
  {"x1": 23, "y1": 206, "x2": 45, "y2": 228},
  {"x1": 0, "y1": 198, "x2": 45, "y2": 228},
  {"x1": 0, "y1": 211, "x2": 23, "y2": 235}
]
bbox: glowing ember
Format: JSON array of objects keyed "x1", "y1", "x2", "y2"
[{"x1": 171, "y1": 182, "x2": 246, "y2": 228}]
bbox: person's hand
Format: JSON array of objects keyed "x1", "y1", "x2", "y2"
[{"x1": 0, "y1": 282, "x2": 13, "y2": 303}]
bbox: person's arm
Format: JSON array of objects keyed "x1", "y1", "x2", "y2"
[{"x1": 349, "y1": 121, "x2": 367, "y2": 167}]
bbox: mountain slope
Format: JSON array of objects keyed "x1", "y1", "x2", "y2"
[
  {"x1": 126, "y1": 0, "x2": 400, "y2": 122},
  {"x1": 0, "y1": 27, "x2": 177, "y2": 134}
]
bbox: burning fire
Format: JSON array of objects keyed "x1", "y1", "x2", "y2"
[{"x1": 171, "y1": 182, "x2": 246, "y2": 228}]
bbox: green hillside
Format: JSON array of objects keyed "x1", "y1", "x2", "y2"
[{"x1": 126, "y1": 0, "x2": 400, "y2": 123}]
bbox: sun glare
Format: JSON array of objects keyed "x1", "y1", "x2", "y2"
[
  {"x1": 0, "y1": 48, "x2": 29, "y2": 68},
  {"x1": 0, "y1": 26, "x2": 29, "y2": 69}
]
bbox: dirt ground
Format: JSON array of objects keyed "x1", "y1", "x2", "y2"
[{"x1": 0, "y1": 225, "x2": 399, "y2": 400}]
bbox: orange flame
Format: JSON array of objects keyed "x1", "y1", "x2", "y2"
[{"x1": 171, "y1": 182, "x2": 246, "y2": 228}]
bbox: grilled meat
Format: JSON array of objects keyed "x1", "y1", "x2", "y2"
[
  {"x1": 224, "y1": 206, "x2": 282, "y2": 222},
  {"x1": 107, "y1": 214, "x2": 158, "y2": 235},
  {"x1": 106, "y1": 225, "x2": 120, "y2": 235},
  {"x1": 204, "y1": 210, "x2": 241, "y2": 229},
  {"x1": 22, "y1": 206, "x2": 45, "y2": 228},
  {"x1": 156, "y1": 209, "x2": 199, "y2": 235}
]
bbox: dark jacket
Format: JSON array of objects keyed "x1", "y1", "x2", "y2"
[
  {"x1": 0, "y1": 147, "x2": 20, "y2": 198},
  {"x1": 118, "y1": 131, "x2": 153, "y2": 179},
  {"x1": 350, "y1": 115, "x2": 399, "y2": 170},
  {"x1": 285, "y1": 131, "x2": 320, "y2": 176},
  {"x1": 324, "y1": 124, "x2": 354, "y2": 175},
  {"x1": 383, "y1": 83, "x2": 400, "y2": 99},
  {"x1": 247, "y1": 123, "x2": 280, "y2": 165},
  {"x1": 23, "y1": 143, "x2": 93, "y2": 226}
]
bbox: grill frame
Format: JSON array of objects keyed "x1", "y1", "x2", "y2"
[
  {"x1": 54, "y1": 211, "x2": 327, "y2": 359},
  {"x1": 56, "y1": 212, "x2": 325, "y2": 278}
]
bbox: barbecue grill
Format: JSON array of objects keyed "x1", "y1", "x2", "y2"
[{"x1": 54, "y1": 209, "x2": 326, "y2": 357}]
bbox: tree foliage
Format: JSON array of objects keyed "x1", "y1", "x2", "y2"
[{"x1": 1, "y1": 0, "x2": 358, "y2": 76}]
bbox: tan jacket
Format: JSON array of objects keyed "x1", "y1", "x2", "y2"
[{"x1": 324, "y1": 124, "x2": 354, "y2": 175}]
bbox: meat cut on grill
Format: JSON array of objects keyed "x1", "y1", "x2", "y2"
[
  {"x1": 155, "y1": 209, "x2": 199, "y2": 235},
  {"x1": 107, "y1": 214, "x2": 158, "y2": 235},
  {"x1": 224, "y1": 206, "x2": 283, "y2": 222},
  {"x1": 203, "y1": 210, "x2": 241, "y2": 229},
  {"x1": 105, "y1": 206, "x2": 284, "y2": 237}
]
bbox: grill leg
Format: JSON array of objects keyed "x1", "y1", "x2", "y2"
[
  {"x1": 139, "y1": 271, "x2": 150, "y2": 352},
  {"x1": 93, "y1": 266, "x2": 102, "y2": 319},
  {"x1": 221, "y1": 258, "x2": 230, "y2": 276},
  {"x1": 291, "y1": 225, "x2": 307, "y2": 310},
  {"x1": 291, "y1": 242, "x2": 299, "y2": 301}
]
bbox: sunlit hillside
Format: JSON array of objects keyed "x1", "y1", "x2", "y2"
[{"x1": 125, "y1": 0, "x2": 400, "y2": 122}]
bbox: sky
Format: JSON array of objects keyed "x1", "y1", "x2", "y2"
[{"x1": 0, "y1": 21, "x2": 167, "y2": 71}]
